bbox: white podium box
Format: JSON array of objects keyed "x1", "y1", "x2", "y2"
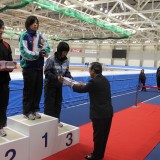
[
  {"x1": 7, "y1": 114, "x2": 59, "y2": 160},
  {"x1": 57, "y1": 123, "x2": 80, "y2": 152},
  {"x1": 0, "y1": 127, "x2": 29, "y2": 160}
]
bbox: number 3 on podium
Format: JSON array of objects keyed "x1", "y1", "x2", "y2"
[{"x1": 66, "y1": 132, "x2": 73, "y2": 146}]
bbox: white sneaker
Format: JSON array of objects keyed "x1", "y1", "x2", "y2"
[
  {"x1": 58, "y1": 122, "x2": 63, "y2": 127},
  {"x1": 24, "y1": 113, "x2": 35, "y2": 120},
  {"x1": 34, "y1": 112, "x2": 41, "y2": 119},
  {"x1": 0, "y1": 128, "x2": 7, "y2": 137}
]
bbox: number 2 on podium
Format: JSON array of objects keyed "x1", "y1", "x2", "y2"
[{"x1": 5, "y1": 149, "x2": 16, "y2": 160}]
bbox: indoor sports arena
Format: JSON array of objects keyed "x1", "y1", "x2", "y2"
[{"x1": 0, "y1": 0, "x2": 160, "y2": 160}]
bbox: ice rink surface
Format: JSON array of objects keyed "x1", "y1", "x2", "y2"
[{"x1": 10, "y1": 68, "x2": 156, "y2": 80}]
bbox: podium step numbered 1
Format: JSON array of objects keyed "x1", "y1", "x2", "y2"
[{"x1": 0, "y1": 114, "x2": 79, "y2": 160}]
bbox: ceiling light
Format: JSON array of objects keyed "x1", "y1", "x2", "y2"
[
  {"x1": 64, "y1": 0, "x2": 71, "y2": 5},
  {"x1": 88, "y1": 41, "x2": 94, "y2": 43},
  {"x1": 145, "y1": 40, "x2": 150, "y2": 43},
  {"x1": 132, "y1": 30, "x2": 136, "y2": 34},
  {"x1": 103, "y1": 41, "x2": 108, "y2": 43},
  {"x1": 74, "y1": 40, "x2": 80, "y2": 43},
  {"x1": 91, "y1": 4, "x2": 94, "y2": 7},
  {"x1": 117, "y1": 41, "x2": 122, "y2": 43},
  {"x1": 106, "y1": 18, "x2": 111, "y2": 22},
  {"x1": 100, "y1": 7, "x2": 103, "y2": 11}
]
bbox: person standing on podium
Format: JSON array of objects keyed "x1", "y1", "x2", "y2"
[
  {"x1": 0, "y1": 19, "x2": 13, "y2": 137},
  {"x1": 19, "y1": 16, "x2": 50, "y2": 120},
  {"x1": 67, "y1": 62, "x2": 113, "y2": 160},
  {"x1": 44, "y1": 42, "x2": 72, "y2": 127}
]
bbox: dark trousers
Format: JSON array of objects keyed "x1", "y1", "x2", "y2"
[
  {"x1": 44, "y1": 85, "x2": 62, "y2": 120},
  {"x1": 0, "y1": 82, "x2": 9, "y2": 127},
  {"x1": 92, "y1": 117, "x2": 112, "y2": 160},
  {"x1": 141, "y1": 82, "x2": 146, "y2": 91},
  {"x1": 22, "y1": 69, "x2": 43, "y2": 115},
  {"x1": 157, "y1": 77, "x2": 160, "y2": 90}
]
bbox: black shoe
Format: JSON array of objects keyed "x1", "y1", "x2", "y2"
[
  {"x1": 85, "y1": 154, "x2": 102, "y2": 160},
  {"x1": 85, "y1": 153, "x2": 93, "y2": 160},
  {"x1": 85, "y1": 154, "x2": 92, "y2": 160}
]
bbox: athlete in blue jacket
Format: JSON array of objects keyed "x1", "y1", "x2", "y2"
[
  {"x1": 44, "y1": 42, "x2": 72, "y2": 127},
  {"x1": 19, "y1": 16, "x2": 50, "y2": 120}
]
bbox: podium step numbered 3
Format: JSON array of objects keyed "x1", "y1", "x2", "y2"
[{"x1": 0, "y1": 114, "x2": 79, "y2": 160}]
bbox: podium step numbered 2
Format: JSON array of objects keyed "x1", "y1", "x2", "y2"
[
  {"x1": 0, "y1": 127, "x2": 29, "y2": 160},
  {"x1": 0, "y1": 114, "x2": 79, "y2": 160}
]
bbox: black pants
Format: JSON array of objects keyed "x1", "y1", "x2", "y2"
[
  {"x1": 0, "y1": 82, "x2": 9, "y2": 127},
  {"x1": 44, "y1": 85, "x2": 62, "y2": 120},
  {"x1": 22, "y1": 69, "x2": 43, "y2": 115},
  {"x1": 92, "y1": 117, "x2": 112, "y2": 160},
  {"x1": 141, "y1": 82, "x2": 146, "y2": 91},
  {"x1": 157, "y1": 76, "x2": 160, "y2": 90}
]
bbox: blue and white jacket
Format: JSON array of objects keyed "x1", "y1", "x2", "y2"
[
  {"x1": 44, "y1": 52, "x2": 72, "y2": 87},
  {"x1": 19, "y1": 30, "x2": 50, "y2": 69}
]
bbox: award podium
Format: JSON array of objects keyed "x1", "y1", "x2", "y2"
[{"x1": 0, "y1": 114, "x2": 79, "y2": 160}]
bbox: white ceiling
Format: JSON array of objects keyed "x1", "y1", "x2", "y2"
[{"x1": 1, "y1": 0, "x2": 160, "y2": 45}]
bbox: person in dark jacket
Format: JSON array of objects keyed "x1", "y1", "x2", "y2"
[
  {"x1": 139, "y1": 69, "x2": 147, "y2": 91},
  {"x1": 19, "y1": 16, "x2": 50, "y2": 120},
  {"x1": 156, "y1": 65, "x2": 160, "y2": 92},
  {"x1": 0, "y1": 19, "x2": 13, "y2": 137},
  {"x1": 44, "y1": 42, "x2": 72, "y2": 127},
  {"x1": 68, "y1": 62, "x2": 113, "y2": 160}
]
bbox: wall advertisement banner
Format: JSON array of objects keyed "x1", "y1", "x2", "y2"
[
  {"x1": 85, "y1": 50, "x2": 97, "y2": 54},
  {"x1": 70, "y1": 48, "x2": 83, "y2": 53}
]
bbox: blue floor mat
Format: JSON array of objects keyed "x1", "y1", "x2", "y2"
[
  {"x1": 143, "y1": 95, "x2": 160, "y2": 105},
  {"x1": 145, "y1": 143, "x2": 160, "y2": 160},
  {"x1": 61, "y1": 103, "x2": 90, "y2": 127},
  {"x1": 138, "y1": 89, "x2": 160, "y2": 103},
  {"x1": 61, "y1": 90, "x2": 160, "y2": 126}
]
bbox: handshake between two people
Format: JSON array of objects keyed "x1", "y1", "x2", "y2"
[{"x1": 39, "y1": 50, "x2": 48, "y2": 58}]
